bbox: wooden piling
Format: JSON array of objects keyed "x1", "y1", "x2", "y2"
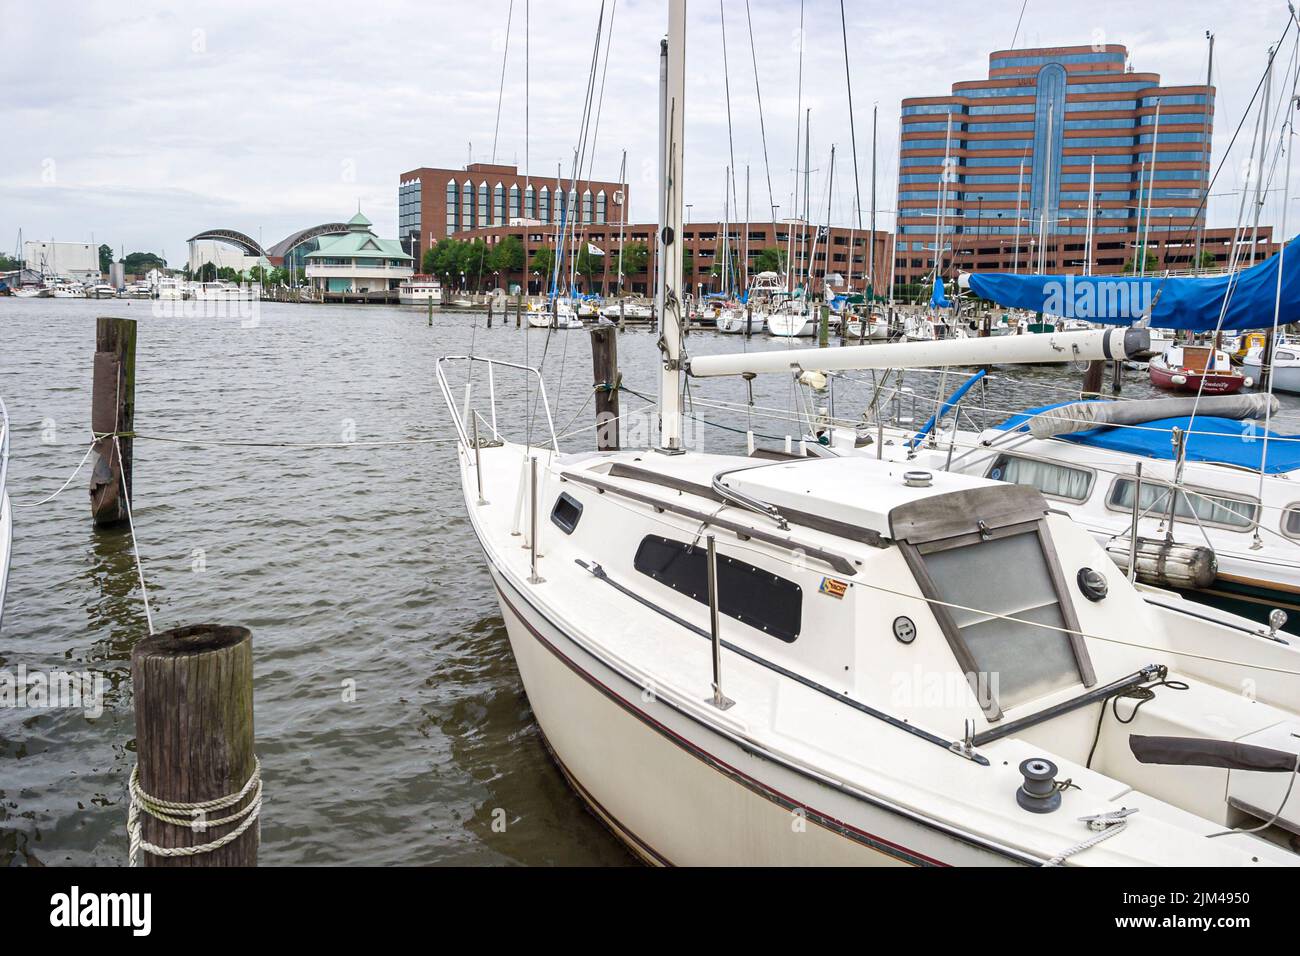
[
  {"x1": 427, "y1": 297, "x2": 433, "y2": 326},
  {"x1": 589, "y1": 326, "x2": 621, "y2": 451},
  {"x1": 818, "y1": 305, "x2": 829, "y2": 347},
  {"x1": 90, "y1": 317, "x2": 137, "y2": 527},
  {"x1": 1082, "y1": 359, "x2": 1106, "y2": 398},
  {"x1": 131, "y1": 625, "x2": 258, "y2": 867},
  {"x1": 516, "y1": 293, "x2": 523, "y2": 328}
]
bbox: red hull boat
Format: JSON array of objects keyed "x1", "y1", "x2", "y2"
[{"x1": 1148, "y1": 344, "x2": 1244, "y2": 395}]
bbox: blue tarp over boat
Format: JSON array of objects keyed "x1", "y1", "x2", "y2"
[
  {"x1": 994, "y1": 401, "x2": 1300, "y2": 474},
  {"x1": 966, "y1": 235, "x2": 1300, "y2": 332}
]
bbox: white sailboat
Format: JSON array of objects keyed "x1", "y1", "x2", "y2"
[{"x1": 441, "y1": 3, "x2": 1300, "y2": 867}]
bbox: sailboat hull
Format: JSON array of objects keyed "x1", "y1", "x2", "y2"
[{"x1": 476, "y1": 517, "x2": 1021, "y2": 868}]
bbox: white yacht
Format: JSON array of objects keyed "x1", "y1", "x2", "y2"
[
  {"x1": 600, "y1": 299, "x2": 654, "y2": 321},
  {"x1": 190, "y1": 280, "x2": 257, "y2": 301},
  {"x1": 527, "y1": 299, "x2": 583, "y2": 330},
  {"x1": 441, "y1": 4, "x2": 1300, "y2": 867},
  {"x1": 398, "y1": 275, "x2": 443, "y2": 306},
  {"x1": 766, "y1": 304, "x2": 817, "y2": 338},
  {"x1": 1243, "y1": 342, "x2": 1300, "y2": 394}
]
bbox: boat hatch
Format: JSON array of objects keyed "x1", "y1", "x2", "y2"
[{"x1": 891, "y1": 486, "x2": 1096, "y2": 721}]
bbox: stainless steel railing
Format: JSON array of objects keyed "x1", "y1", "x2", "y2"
[{"x1": 436, "y1": 355, "x2": 559, "y2": 452}]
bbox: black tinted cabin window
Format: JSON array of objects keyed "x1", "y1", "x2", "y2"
[
  {"x1": 633, "y1": 535, "x2": 802, "y2": 642},
  {"x1": 551, "y1": 492, "x2": 583, "y2": 534}
]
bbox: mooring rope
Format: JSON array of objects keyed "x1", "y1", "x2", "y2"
[
  {"x1": 15, "y1": 437, "x2": 96, "y2": 507},
  {"x1": 1045, "y1": 811, "x2": 1134, "y2": 866},
  {"x1": 114, "y1": 434, "x2": 155, "y2": 635},
  {"x1": 127, "y1": 757, "x2": 262, "y2": 866}
]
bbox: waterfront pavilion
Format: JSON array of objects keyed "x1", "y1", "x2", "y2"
[{"x1": 304, "y1": 212, "x2": 413, "y2": 293}]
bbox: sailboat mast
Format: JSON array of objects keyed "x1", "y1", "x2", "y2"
[
  {"x1": 657, "y1": 0, "x2": 687, "y2": 451},
  {"x1": 1141, "y1": 98, "x2": 1161, "y2": 277},
  {"x1": 616, "y1": 149, "x2": 628, "y2": 294},
  {"x1": 1013, "y1": 158, "x2": 1025, "y2": 274},
  {"x1": 722, "y1": 165, "x2": 731, "y2": 296},
  {"x1": 1084, "y1": 155, "x2": 1096, "y2": 276},
  {"x1": 1037, "y1": 100, "x2": 1053, "y2": 273},
  {"x1": 1195, "y1": 31, "x2": 1214, "y2": 274},
  {"x1": 869, "y1": 104, "x2": 877, "y2": 300},
  {"x1": 934, "y1": 112, "x2": 952, "y2": 285},
  {"x1": 744, "y1": 164, "x2": 750, "y2": 291},
  {"x1": 795, "y1": 107, "x2": 806, "y2": 297}
]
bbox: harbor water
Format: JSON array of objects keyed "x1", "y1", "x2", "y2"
[{"x1": 2, "y1": 297, "x2": 1297, "y2": 866}]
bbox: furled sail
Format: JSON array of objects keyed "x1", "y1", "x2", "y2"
[{"x1": 959, "y1": 235, "x2": 1300, "y2": 331}]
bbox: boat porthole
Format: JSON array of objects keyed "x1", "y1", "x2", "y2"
[{"x1": 893, "y1": 616, "x2": 917, "y2": 644}]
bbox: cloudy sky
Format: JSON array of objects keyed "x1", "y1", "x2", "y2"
[{"x1": 0, "y1": 0, "x2": 1294, "y2": 262}]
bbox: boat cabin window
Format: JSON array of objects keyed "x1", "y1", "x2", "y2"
[
  {"x1": 1106, "y1": 478, "x2": 1257, "y2": 531},
  {"x1": 1282, "y1": 505, "x2": 1300, "y2": 540},
  {"x1": 633, "y1": 535, "x2": 802, "y2": 643},
  {"x1": 913, "y1": 528, "x2": 1088, "y2": 713},
  {"x1": 987, "y1": 453, "x2": 1094, "y2": 502}
]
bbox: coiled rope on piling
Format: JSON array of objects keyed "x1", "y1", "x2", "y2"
[{"x1": 127, "y1": 757, "x2": 262, "y2": 866}]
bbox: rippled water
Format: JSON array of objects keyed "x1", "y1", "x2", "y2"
[{"x1": 2, "y1": 297, "x2": 1296, "y2": 866}]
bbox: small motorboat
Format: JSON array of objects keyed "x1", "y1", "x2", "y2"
[{"x1": 1148, "y1": 344, "x2": 1244, "y2": 395}]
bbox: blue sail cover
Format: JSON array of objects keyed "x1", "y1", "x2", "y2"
[
  {"x1": 967, "y1": 235, "x2": 1300, "y2": 331},
  {"x1": 930, "y1": 275, "x2": 952, "y2": 309},
  {"x1": 995, "y1": 402, "x2": 1300, "y2": 474}
]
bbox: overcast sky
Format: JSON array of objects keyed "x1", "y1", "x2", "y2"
[{"x1": 1, "y1": 0, "x2": 1295, "y2": 262}]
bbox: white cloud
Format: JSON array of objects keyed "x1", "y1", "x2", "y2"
[{"x1": 0, "y1": 0, "x2": 1290, "y2": 261}]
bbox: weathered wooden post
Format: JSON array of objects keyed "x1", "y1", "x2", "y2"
[
  {"x1": 589, "y1": 326, "x2": 621, "y2": 451},
  {"x1": 745, "y1": 303, "x2": 753, "y2": 337},
  {"x1": 130, "y1": 625, "x2": 258, "y2": 867},
  {"x1": 90, "y1": 317, "x2": 137, "y2": 527},
  {"x1": 516, "y1": 293, "x2": 523, "y2": 328},
  {"x1": 427, "y1": 296, "x2": 433, "y2": 326},
  {"x1": 818, "y1": 304, "x2": 829, "y2": 347},
  {"x1": 1082, "y1": 359, "x2": 1105, "y2": 398},
  {"x1": 487, "y1": 297, "x2": 493, "y2": 328},
  {"x1": 619, "y1": 298, "x2": 626, "y2": 332}
]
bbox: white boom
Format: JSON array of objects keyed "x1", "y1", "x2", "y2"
[{"x1": 687, "y1": 327, "x2": 1150, "y2": 378}]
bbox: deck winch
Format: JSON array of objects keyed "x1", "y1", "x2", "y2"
[
  {"x1": 1107, "y1": 537, "x2": 1218, "y2": 591},
  {"x1": 1016, "y1": 758, "x2": 1063, "y2": 814}
]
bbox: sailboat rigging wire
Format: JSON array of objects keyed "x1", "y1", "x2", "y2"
[
  {"x1": 720, "y1": 0, "x2": 740, "y2": 221},
  {"x1": 743, "y1": 0, "x2": 778, "y2": 227},
  {"x1": 839, "y1": 0, "x2": 863, "y2": 233},
  {"x1": 490, "y1": 0, "x2": 516, "y2": 165},
  {"x1": 1009, "y1": 0, "x2": 1029, "y2": 49}
]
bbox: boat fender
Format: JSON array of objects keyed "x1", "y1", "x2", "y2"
[
  {"x1": 1106, "y1": 538, "x2": 1218, "y2": 591},
  {"x1": 1016, "y1": 758, "x2": 1062, "y2": 814},
  {"x1": 1244, "y1": 376, "x2": 1256, "y2": 388},
  {"x1": 1171, "y1": 374, "x2": 1188, "y2": 387}
]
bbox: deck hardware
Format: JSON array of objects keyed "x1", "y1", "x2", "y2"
[
  {"x1": 1127, "y1": 462, "x2": 1143, "y2": 583},
  {"x1": 892, "y1": 616, "x2": 917, "y2": 644},
  {"x1": 1016, "y1": 758, "x2": 1062, "y2": 814},
  {"x1": 977, "y1": 519, "x2": 992, "y2": 540},
  {"x1": 1077, "y1": 567, "x2": 1109, "y2": 603},
  {"x1": 949, "y1": 719, "x2": 983, "y2": 763},
  {"x1": 1268, "y1": 608, "x2": 1289, "y2": 640},
  {"x1": 705, "y1": 535, "x2": 735, "y2": 711},
  {"x1": 473, "y1": 417, "x2": 487, "y2": 506},
  {"x1": 528, "y1": 457, "x2": 545, "y2": 584},
  {"x1": 904, "y1": 470, "x2": 932, "y2": 489}
]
